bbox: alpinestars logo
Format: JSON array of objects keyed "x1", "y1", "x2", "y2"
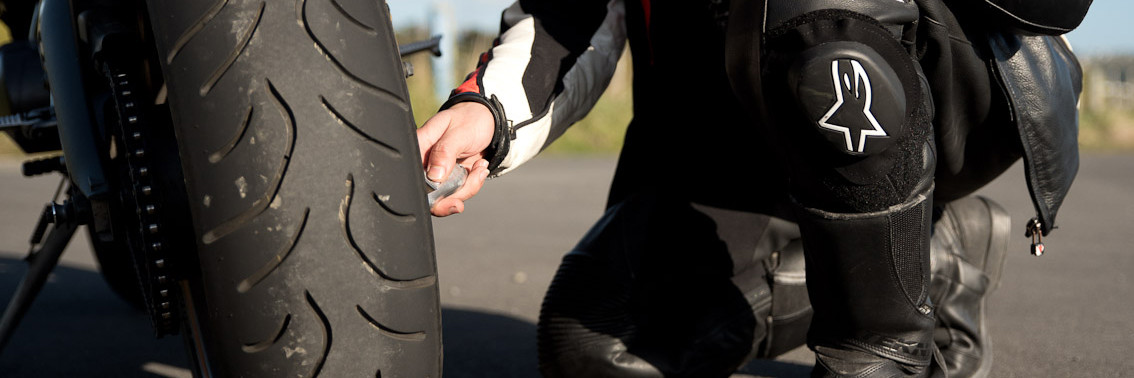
[{"x1": 817, "y1": 59, "x2": 888, "y2": 153}]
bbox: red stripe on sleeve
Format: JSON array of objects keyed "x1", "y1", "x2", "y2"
[
  {"x1": 453, "y1": 67, "x2": 483, "y2": 95},
  {"x1": 641, "y1": 0, "x2": 654, "y2": 64},
  {"x1": 450, "y1": 47, "x2": 497, "y2": 96},
  {"x1": 641, "y1": 0, "x2": 651, "y2": 32}
]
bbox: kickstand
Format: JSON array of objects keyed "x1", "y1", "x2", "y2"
[{"x1": 0, "y1": 200, "x2": 80, "y2": 356}]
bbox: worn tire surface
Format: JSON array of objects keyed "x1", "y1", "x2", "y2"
[{"x1": 144, "y1": 0, "x2": 441, "y2": 376}]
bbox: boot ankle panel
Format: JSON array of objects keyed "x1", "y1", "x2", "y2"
[
  {"x1": 801, "y1": 193, "x2": 933, "y2": 310},
  {"x1": 891, "y1": 196, "x2": 934, "y2": 314},
  {"x1": 813, "y1": 344, "x2": 933, "y2": 378},
  {"x1": 797, "y1": 193, "x2": 937, "y2": 322}
]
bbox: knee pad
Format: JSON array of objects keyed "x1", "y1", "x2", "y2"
[{"x1": 761, "y1": 9, "x2": 934, "y2": 212}]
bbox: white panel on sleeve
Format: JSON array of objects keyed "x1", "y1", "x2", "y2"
[
  {"x1": 493, "y1": 0, "x2": 627, "y2": 176},
  {"x1": 481, "y1": 5, "x2": 536, "y2": 124}
]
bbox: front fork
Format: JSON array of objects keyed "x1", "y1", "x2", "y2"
[{"x1": 37, "y1": 0, "x2": 113, "y2": 201}]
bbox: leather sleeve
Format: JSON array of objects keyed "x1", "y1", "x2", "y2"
[{"x1": 446, "y1": 0, "x2": 627, "y2": 176}]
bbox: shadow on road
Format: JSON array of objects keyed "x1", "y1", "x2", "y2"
[
  {"x1": 0, "y1": 256, "x2": 544, "y2": 377},
  {"x1": 441, "y1": 308, "x2": 539, "y2": 377},
  {"x1": 441, "y1": 307, "x2": 813, "y2": 378},
  {"x1": 1, "y1": 254, "x2": 812, "y2": 377},
  {"x1": 0, "y1": 255, "x2": 188, "y2": 377}
]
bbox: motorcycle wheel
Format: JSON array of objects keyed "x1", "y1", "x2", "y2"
[{"x1": 143, "y1": 0, "x2": 441, "y2": 376}]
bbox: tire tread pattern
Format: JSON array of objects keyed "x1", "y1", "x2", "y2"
[{"x1": 144, "y1": 0, "x2": 441, "y2": 376}]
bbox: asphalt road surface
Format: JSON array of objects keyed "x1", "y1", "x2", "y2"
[{"x1": 1, "y1": 154, "x2": 1131, "y2": 377}]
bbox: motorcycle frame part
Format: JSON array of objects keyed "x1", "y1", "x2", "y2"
[
  {"x1": 0, "y1": 42, "x2": 50, "y2": 115},
  {"x1": 398, "y1": 35, "x2": 442, "y2": 57},
  {"x1": 0, "y1": 191, "x2": 85, "y2": 355},
  {"x1": 36, "y1": 0, "x2": 112, "y2": 201},
  {"x1": 397, "y1": 35, "x2": 443, "y2": 78},
  {"x1": 0, "y1": 41, "x2": 58, "y2": 153},
  {"x1": 0, "y1": 106, "x2": 60, "y2": 154}
]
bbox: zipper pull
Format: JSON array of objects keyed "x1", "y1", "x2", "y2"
[{"x1": 1026, "y1": 217, "x2": 1044, "y2": 256}]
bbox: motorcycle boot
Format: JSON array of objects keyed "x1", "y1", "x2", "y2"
[
  {"x1": 928, "y1": 196, "x2": 1010, "y2": 378},
  {"x1": 796, "y1": 184, "x2": 939, "y2": 378}
]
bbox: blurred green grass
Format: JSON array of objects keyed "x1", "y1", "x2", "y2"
[
  {"x1": 1077, "y1": 57, "x2": 1134, "y2": 151},
  {"x1": 1079, "y1": 106, "x2": 1134, "y2": 151}
]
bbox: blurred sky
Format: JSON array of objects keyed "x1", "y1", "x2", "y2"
[{"x1": 388, "y1": 0, "x2": 1133, "y2": 56}]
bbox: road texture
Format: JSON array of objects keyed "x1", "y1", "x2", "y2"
[{"x1": 1, "y1": 153, "x2": 1131, "y2": 377}]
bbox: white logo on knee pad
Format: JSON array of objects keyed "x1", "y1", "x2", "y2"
[{"x1": 817, "y1": 59, "x2": 888, "y2": 153}]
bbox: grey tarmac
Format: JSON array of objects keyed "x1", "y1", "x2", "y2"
[{"x1": 1, "y1": 154, "x2": 1131, "y2": 377}]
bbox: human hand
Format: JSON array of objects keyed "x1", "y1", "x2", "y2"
[{"x1": 417, "y1": 101, "x2": 495, "y2": 216}]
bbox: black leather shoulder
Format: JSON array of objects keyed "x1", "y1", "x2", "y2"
[{"x1": 977, "y1": 0, "x2": 1092, "y2": 35}]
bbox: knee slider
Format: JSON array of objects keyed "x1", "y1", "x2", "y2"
[
  {"x1": 763, "y1": 10, "x2": 933, "y2": 210},
  {"x1": 795, "y1": 41, "x2": 909, "y2": 156},
  {"x1": 768, "y1": 10, "x2": 922, "y2": 158}
]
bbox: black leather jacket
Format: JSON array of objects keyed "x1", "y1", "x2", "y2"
[
  {"x1": 917, "y1": 0, "x2": 1082, "y2": 236},
  {"x1": 991, "y1": 34, "x2": 1081, "y2": 237}
]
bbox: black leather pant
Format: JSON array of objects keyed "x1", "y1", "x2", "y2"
[{"x1": 537, "y1": 192, "x2": 810, "y2": 378}]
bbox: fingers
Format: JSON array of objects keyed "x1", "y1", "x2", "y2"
[
  {"x1": 430, "y1": 159, "x2": 490, "y2": 217},
  {"x1": 418, "y1": 112, "x2": 459, "y2": 182},
  {"x1": 417, "y1": 101, "x2": 496, "y2": 216},
  {"x1": 417, "y1": 112, "x2": 451, "y2": 162},
  {"x1": 426, "y1": 131, "x2": 466, "y2": 182},
  {"x1": 417, "y1": 102, "x2": 495, "y2": 182}
]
